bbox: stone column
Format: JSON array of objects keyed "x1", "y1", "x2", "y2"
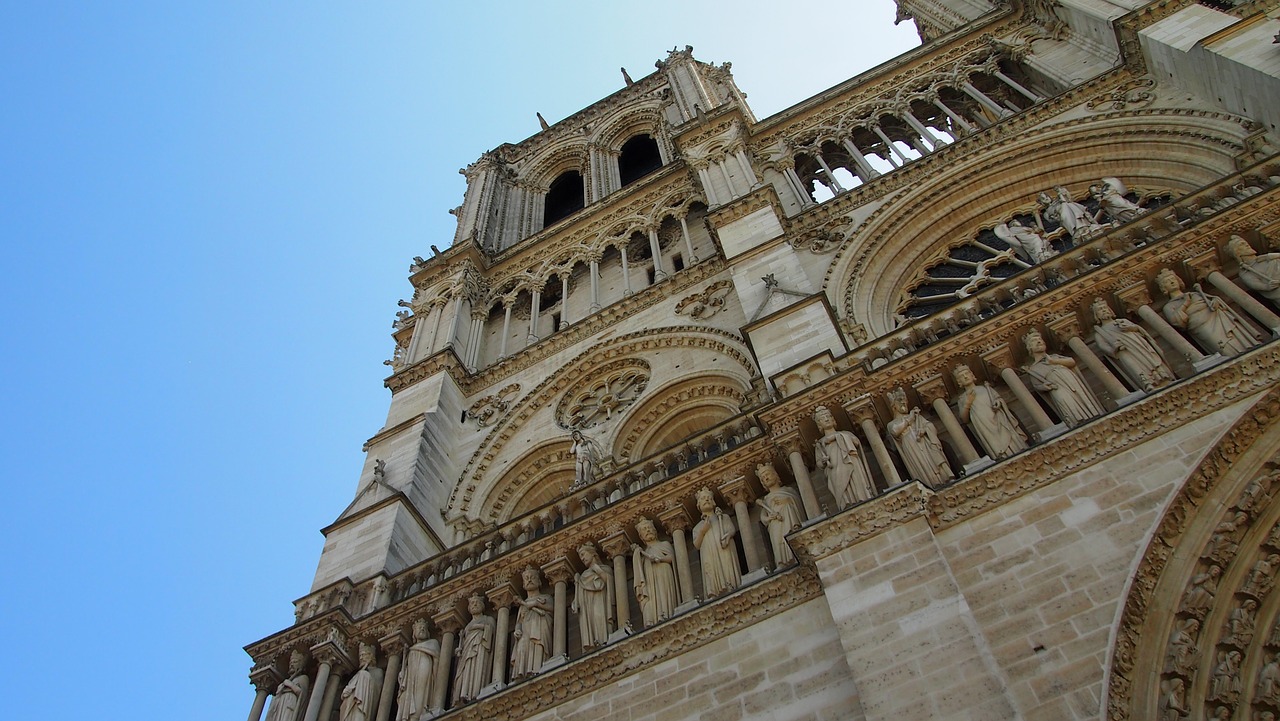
[
  {"x1": 695, "y1": 166, "x2": 719, "y2": 205},
  {"x1": 466, "y1": 315, "x2": 484, "y2": 369},
  {"x1": 840, "y1": 138, "x2": 881, "y2": 181},
  {"x1": 430, "y1": 603, "x2": 465, "y2": 713},
  {"x1": 318, "y1": 668, "x2": 342, "y2": 721},
  {"x1": 542, "y1": 557, "x2": 575, "y2": 660},
  {"x1": 852, "y1": 403, "x2": 904, "y2": 488},
  {"x1": 1065, "y1": 335, "x2": 1130, "y2": 400},
  {"x1": 901, "y1": 110, "x2": 942, "y2": 150},
  {"x1": 498, "y1": 301, "x2": 512, "y2": 358},
  {"x1": 678, "y1": 216, "x2": 698, "y2": 263},
  {"x1": 246, "y1": 667, "x2": 280, "y2": 721},
  {"x1": 813, "y1": 154, "x2": 847, "y2": 192},
  {"x1": 486, "y1": 581, "x2": 520, "y2": 689},
  {"x1": 559, "y1": 274, "x2": 571, "y2": 329},
  {"x1": 993, "y1": 69, "x2": 1039, "y2": 102},
  {"x1": 374, "y1": 628, "x2": 409, "y2": 721},
  {"x1": 961, "y1": 81, "x2": 1011, "y2": 118},
  {"x1": 1137, "y1": 303, "x2": 1206, "y2": 364},
  {"x1": 997, "y1": 366, "x2": 1055, "y2": 432},
  {"x1": 648, "y1": 227, "x2": 667, "y2": 280},
  {"x1": 872, "y1": 126, "x2": 910, "y2": 165},
  {"x1": 588, "y1": 259, "x2": 601, "y2": 312},
  {"x1": 620, "y1": 246, "x2": 633, "y2": 295},
  {"x1": 715, "y1": 160, "x2": 736, "y2": 198},
  {"x1": 303, "y1": 636, "x2": 352, "y2": 721},
  {"x1": 657, "y1": 506, "x2": 696, "y2": 605},
  {"x1": 427, "y1": 300, "x2": 446, "y2": 354},
  {"x1": 527, "y1": 289, "x2": 541, "y2": 344},
  {"x1": 719, "y1": 476, "x2": 765, "y2": 573},
  {"x1": 933, "y1": 98, "x2": 977, "y2": 134},
  {"x1": 1208, "y1": 270, "x2": 1280, "y2": 332},
  {"x1": 783, "y1": 440, "x2": 822, "y2": 519},
  {"x1": 735, "y1": 148, "x2": 757, "y2": 187},
  {"x1": 600, "y1": 531, "x2": 634, "y2": 633},
  {"x1": 783, "y1": 165, "x2": 814, "y2": 204}
]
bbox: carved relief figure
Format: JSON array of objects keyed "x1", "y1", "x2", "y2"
[
  {"x1": 756, "y1": 463, "x2": 803, "y2": 567},
  {"x1": 1022, "y1": 329, "x2": 1104, "y2": 427},
  {"x1": 265, "y1": 651, "x2": 310, "y2": 721},
  {"x1": 1164, "y1": 618, "x2": 1200, "y2": 677},
  {"x1": 952, "y1": 364, "x2": 1027, "y2": 459},
  {"x1": 396, "y1": 619, "x2": 438, "y2": 721},
  {"x1": 1227, "y1": 234, "x2": 1280, "y2": 305},
  {"x1": 510, "y1": 567, "x2": 553, "y2": 678},
  {"x1": 571, "y1": 430, "x2": 603, "y2": 489},
  {"x1": 452, "y1": 595, "x2": 494, "y2": 704},
  {"x1": 1205, "y1": 512, "x2": 1247, "y2": 564},
  {"x1": 1242, "y1": 554, "x2": 1279, "y2": 598},
  {"x1": 812, "y1": 405, "x2": 876, "y2": 508},
  {"x1": 1090, "y1": 298, "x2": 1175, "y2": 392},
  {"x1": 571, "y1": 543, "x2": 613, "y2": 649},
  {"x1": 691, "y1": 487, "x2": 741, "y2": 597},
  {"x1": 1091, "y1": 177, "x2": 1145, "y2": 224},
  {"x1": 1208, "y1": 649, "x2": 1242, "y2": 703},
  {"x1": 886, "y1": 388, "x2": 953, "y2": 487},
  {"x1": 1158, "y1": 677, "x2": 1189, "y2": 721},
  {"x1": 1040, "y1": 186, "x2": 1105, "y2": 240},
  {"x1": 1157, "y1": 268, "x2": 1262, "y2": 357},
  {"x1": 339, "y1": 643, "x2": 384, "y2": 721},
  {"x1": 1259, "y1": 654, "x2": 1280, "y2": 706},
  {"x1": 632, "y1": 518, "x2": 678, "y2": 626},
  {"x1": 1181, "y1": 565, "x2": 1221, "y2": 618},
  {"x1": 1226, "y1": 598, "x2": 1257, "y2": 647},
  {"x1": 994, "y1": 220, "x2": 1056, "y2": 264}
]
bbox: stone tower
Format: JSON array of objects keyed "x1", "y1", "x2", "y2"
[{"x1": 244, "y1": 3, "x2": 1280, "y2": 721}]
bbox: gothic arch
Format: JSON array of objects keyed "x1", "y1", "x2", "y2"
[
  {"x1": 480, "y1": 439, "x2": 576, "y2": 525},
  {"x1": 1106, "y1": 387, "x2": 1280, "y2": 720},
  {"x1": 824, "y1": 108, "x2": 1257, "y2": 335},
  {"x1": 613, "y1": 373, "x2": 750, "y2": 463},
  {"x1": 522, "y1": 142, "x2": 590, "y2": 192}
]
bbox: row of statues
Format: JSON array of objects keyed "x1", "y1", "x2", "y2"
[{"x1": 990, "y1": 179, "x2": 1149, "y2": 267}]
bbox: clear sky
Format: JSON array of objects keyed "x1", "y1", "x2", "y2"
[{"x1": 0, "y1": 3, "x2": 917, "y2": 719}]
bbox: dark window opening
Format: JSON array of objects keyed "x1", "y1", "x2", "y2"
[
  {"x1": 672, "y1": 254, "x2": 685, "y2": 272},
  {"x1": 544, "y1": 171, "x2": 585, "y2": 227},
  {"x1": 619, "y1": 134, "x2": 663, "y2": 187},
  {"x1": 551, "y1": 312, "x2": 561, "y2": 330},
  {"x1": 646, "y1": 267, "x2": 656, "y2": 285}
]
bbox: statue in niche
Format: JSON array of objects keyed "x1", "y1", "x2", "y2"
[
  {"x1": 1090, "y1": 178, "x2": 1145, "y2": 224},
  {"x1": 1226, "y1": 598, "x2": 1258, "y2": 647},
  {"x1": 1090, "y1": 298, "x2": 1175, "y2": 392},
  {"x1": 812, "y1": 405, "x2": 876, "y2": 508},
  {"x1": 396, "y1": 619, "x2": 437, "y2": 721},
  {"x1": 571, "y1": 430, "x2": 604, "y2": 489},
  {"x1": 1164, "y1": 618, "x2": 1200, "y2": 677},
  {"x1": 952, "y1": 364, "x2": 1027, "y2": 460},
  {"x1": 265, "y1": 650, "x2": 310, "y2": 721},
  {"x1": 1181, "y1": 564, "x2": 1221, "y2": 618},
  {"x1": 691, "y1": 487, "x2": 741, "y2": 598},
  {"x1": 886, "y1": 388, "x2": 953, "y2": 487},
  {"x1": 1157, "y1": 268, "x2": 1263, "y2": 357},
  {"x1": 1022, "y1": 328, "x2": 1104, "y2": 427},
  {"x1": 1157, "y1": 677, "x2": 1189, "y2": 721},
  {"x1": 510, "y1": 567, "x2": 552, "y2": 679},
  {"x1": 1242, "y1": 553, "x2": 1280, "y2": 598},
  {"x1": 1205, "y1": 511, "x2": 1247, "y2": 564},
  {"x1": 756, "y1": 463, "x2": 803, "y2": 567},
  {"x1": 452, "y1": 595, "x2": 494, "y2": 705},
  {"x1": 1039, "y1": 186, "x2": 1106, "y2": 241},
  {"x1": 994, "y1": 220, "x2": 1057, "y2": 264},
  {"x1": 1208, "y1": 649, "x2": 1242, "y2": 703},
  {"x1": 1227, "y1": 234, "x2": 1280, "y2": 305},
  {"x1": 1259, "y1": 654, "x2": 1280, "y2": 706},
  {"x1": 339, "y1": 643, "x2": 384, "y2": 721},
  {"x1": 571, "y1": 543, "x2": 614, "y2": 649},
  {"x1": 632, "y1": 517, "x2": 678, "y2": 626}
]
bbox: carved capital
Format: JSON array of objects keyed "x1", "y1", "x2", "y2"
[
  {"x1": 717, "y1": 475, "x2": 755, "y2": 505},
  {"x1": 310, "y1": 627, "x2": 354, "y2": 673},
  {"x1": 912, "y1": 375, "x2": 949, "y2": 405},
  {"x1": 249, "y1": 663, "x2": 283, "y2": 692},
  {"x1": 541, "y1": 556, "x2": 576, "y2": 585},
  {"x1": 599, "y1": 528, "x2": 634, "y2": 559},
  {"x1": 431, "y1": 600, "x2": 468, "y2": 635},
  {"x1": 487, "y1": 579, "x2": 521, "y2": 609},
  {"x1": 980, "y1": 345, "x2": 1016, "y2": 371},
  {"x1": 1046, "y1": 314, "x2": 1081, "y2": 340},
  {"x1": 378, "y1": 626, "x2": 411, "y2": 656},
  {"x1": 848, "y1": 399, "x2": 880, "y2": 425},
  {"x1": 656, "y1": 504, "x2": 692, "y2": 532}
]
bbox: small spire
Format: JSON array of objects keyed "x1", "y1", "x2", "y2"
[
  {"x1": 537, "y1": 112, "x2": 550, "y2": 131},
  {"x1": 621, "y1": 67, "x2": 634, "y2": 86}
]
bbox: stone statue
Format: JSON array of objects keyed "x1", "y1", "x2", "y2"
[
  {"x1": 1157, "y1": 268, "x2": 1262, "y2": 357},
  {"x1": 1227, "y1": 234, "x2": 1280, "y2": 305},
  {"x1": 952, "y1": 364, "x2": 1027, "y2": 460},
  {"x1": 1259, "y1": 654, "x2": 1280, "y2": 706},
  {"x1": 812, "y1": 405, "x2": 876, "y2": 508},
  {"x1": 452, "y1": 595, "x2": 494, "y2": 704},
  {"x1": 1226, "y1": 598, "x2": 1257, "y2": 647},
  {"x1": 632, "y1": 518, "x2": 678, "y2": 625},
  {"x1": 265, "y1": 650, "x2": 310, "y2": 721},
  {"x1": 396, "y1": 619, "x2": 438, "y2": 721},
  {"x1": 1090, "y1": 298, "x2": 1175, "y2": 392},
  {"x1": 1205, "y1": 511, "x2": 1246, "y2": 564},
  {"x1": 1022, "y1": 329, "x2": 1104, "y2": 427},
  {"x1": 1208, "y1": 649, "x2": 1242, "y2": 703},
  {"x1": 756, "y1": 463, "x2": 803, "y2": 567},
  {"x1": 1090, "y1": 177, "x2": 1145, "y2": 224},
  {"x1": 1158, "y1": 677, "x2": 1189, "y2": 721},
  {"x1": 691, "y1": 487, "x2": 741, "y2": 597},
  {"x1": 1242, "y1": 553, "x2": 1280, "y2": 598},
  {"x1": 1181, "y1": 564, "x2": 1221, "y2": 618},
  {"x1": 1040, "y1": 186, "x2": 1105, "y2": 241},
  {"x1": 1164, "y1": 618, "x2": 1199, "y2": 677},
  {"x1": 510, "y1": 567, "x2": 552, "y2": 678},
  {"x1": 994, "y1": 220, "x2": 1056, "y2": 264},
  {"x1": 339, "y1": 643, "x2": 384, "y2": 721},
  {"x1": 886, "y1": 388, "x2": 953, "y2": 487},
  {"x1": 571, "y1": 543, "x2": 614, "y2": 649},
  {"x1": 571, "y1": 430, "x2": 604, "y2": 488}
]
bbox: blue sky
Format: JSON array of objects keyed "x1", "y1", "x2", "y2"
[{"x1": 0, "y1": 3, "x2": 917, "y2": 718}]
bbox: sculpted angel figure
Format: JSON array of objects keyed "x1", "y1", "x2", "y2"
[
  {"x1": 396, "y1": 619, "x2": 438, "y2": 721},
  {"x1": 1040, "y1": 186, "x2": 1106, "y2": 241},
  {"x1": 452, "y1": 595, "x2": 494, "y2": 705},
  {"x1": 886, "y1": 388, "x2": 953, "y2": 487},
  {"x1": 691, "y1": 487, "x2": 741, "y2": 597},
  {"x1": 570, "y1": 430, "x2": 604, "y2": 489},
  {"x1": 952, "y1": 364, "x2": 1026, "y2": 460},
  {"x1": 339, "y1": 644, "x2": 383, "y2": 721},
  {"x1": 812, "y1": 405, "x2": 876, "y2": 508},
  {"x1": 571, "y1": 543, "x2": 614, "y2": 649},
  {"x1": 1157, "y1": 268, "x2": 1262, "y2": 357},
  {"x1": 756, "y1": 463, "x2": 803, "y2": 567},
  {"x1": 1022, "y1": 329, "x2": 1103, "y2": 427},
  {"x1": 1090, "y1": 177, "x2": 1145, "y2": 224},
  {"x1": 265, "y1": 651, "x2": 310, "y2": 721},
  {"x1": 1090, "y1": 298, "x2": 1174, "y2": 392},
  {"x1": 1227, "y1": 234, "x2": 1280, "y2": 305},
  {"x1": 632, "y1": 518, "x2": 678, "y2": 626},
  {"x1": 994, "y1": 219, "x2": 1056, "y2": 264},
  {"x1": 510, "y1": 567, "x2": 552, "y2": 679}
]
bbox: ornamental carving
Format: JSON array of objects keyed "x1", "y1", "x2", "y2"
[
  {"x1": 674, "y1": 280, "x2": 733, "y2": 320},
  {"x1": 555, "y1": 360, "x2": 651, "y2": 430},
  {"x1": 466, "y1": 384, "x2": 521, "y2": 428},
  {"x1": 1086, "y1": 78, "x2": 1156, "y2": 113}
]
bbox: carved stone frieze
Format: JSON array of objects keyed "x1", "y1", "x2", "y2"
[
  {"x1": 1086, "y1": 78, "x2": 1157, "y2": 113},
  {"x1": 674, "y1": 280, "x2": 733, "y2": 320},
  {"x1": 467, "y1": 384, "x2": 521, "y2": 428},
  {"x1": 555, "y1": 360, "x2": 650, "y2": 430}
]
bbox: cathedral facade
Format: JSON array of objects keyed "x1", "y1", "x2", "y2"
[{"x1": 244, "y1": 2, "x2": 1280, "y2": 719}]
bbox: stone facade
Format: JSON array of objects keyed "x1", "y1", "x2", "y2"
[{"x1": 243, "y1": 2, "x2": 1280, "y2": 720}]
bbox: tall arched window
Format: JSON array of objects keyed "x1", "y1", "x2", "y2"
[
  {"x1": 618, "y1": 134, "x2": 663, "y2": 187},
  {"x1": 544, "y1": 170, "x2": 585, "y2": 227}
]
